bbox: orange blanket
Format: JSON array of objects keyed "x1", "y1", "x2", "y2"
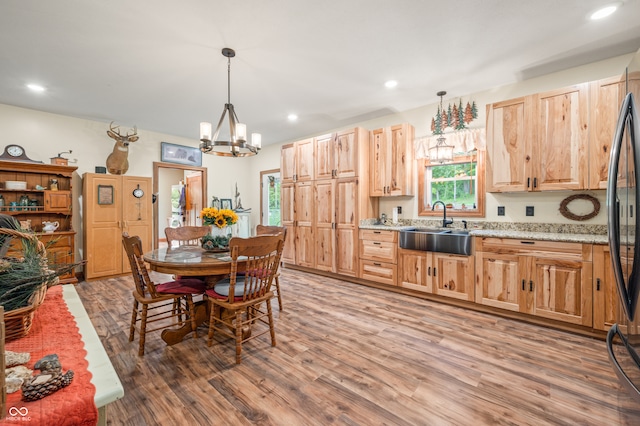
[{"x1": 2, "y1": 285, "x2": 98, "y2": 425}]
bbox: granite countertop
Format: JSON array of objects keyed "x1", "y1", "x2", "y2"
[
  {"x1": 467, "y1": 229, "x2": 608, "y2": 244},
  {"x1": 359, "y1": 220, "x2": 609, "y2": 245}
]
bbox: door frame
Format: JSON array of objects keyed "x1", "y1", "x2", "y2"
[
  {"x1": 260, "y1": 168, "x2": 280, "y2": 226},
  {"x1": 153, "y1": 161, "x2": 207, "y2": 249}
]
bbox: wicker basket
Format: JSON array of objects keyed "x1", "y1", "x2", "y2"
[{"x1": 0, "y1": 228, "x2": 51, "y2": 342}]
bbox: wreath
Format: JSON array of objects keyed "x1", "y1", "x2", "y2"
[{"x1": 559, "y1": 194, "x2": 600, "y2": 221}]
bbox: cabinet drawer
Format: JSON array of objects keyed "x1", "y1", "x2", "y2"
[
  {"x1": 360, "y1": 229, "x2": 397, "y2": 242},
  {"x1": 476, "y1": 237, "x2": 591, "y2": 261},
  {"x1": 38, "y1": 233, "x2": 73, "y2": 248},
  {"x1": 359, "y1": 240, "x2": 397, "y2": 263},
  {"x1": 360, "y1": 260, "x2": 397, "y2": 286}
]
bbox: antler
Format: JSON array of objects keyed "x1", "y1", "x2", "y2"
[{"x1": 107, "y1": 121, "x2": 139, "y2": 142}]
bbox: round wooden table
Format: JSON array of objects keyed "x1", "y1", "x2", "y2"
[
  {"x1": 143, "y1": 245, "x2": 248, "y2": 345},
  {"x1": 143, "y1": 245, "x2": 246, "y2": 277}
]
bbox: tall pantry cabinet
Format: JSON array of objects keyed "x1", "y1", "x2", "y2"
[
  {"x1": 83, "y1": 173, "x2": 152, "y2": 280},
  {"x1": 280, "y1": 127, "x2": 376, "y2": 277}
]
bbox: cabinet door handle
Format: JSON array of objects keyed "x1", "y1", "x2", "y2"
[
  {"x1": 387, "y1": 186, "x2": 390, "y2": 194},
  {"x1": 596, "y1": 278, "x2": 601, "y2": 291},
  {"x1": 433, "y1": 267, "x2": 437, "y2": 277},
  {"x1": 520, "y1": 241, "x2": 535, "y2": 245},
  {"x1": 373, "y1": 262, "x2": 381, "y2": 266},
  {"x1": 527, "y1": 177, "x2": 531, "y2": 188},
  {"x1": 522, "y1": 279, "x2": 525, "y2": 291},
  {"x1": 529, "y1": 280, "x2": 533, "y2": 292},
  {"x1": 533, "y1": 177, "x2": 538, "y2": 188},
  {"x1": 428, "y1": 266, "x2": 431, "y2": 276},
  {"x1": 373, "y1": 231, "x2": 381, "y2": 234},
  {"x1": 373, "y1": 242, "x2": 381, "y2": 245}
]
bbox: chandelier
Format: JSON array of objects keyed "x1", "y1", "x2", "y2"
[
  {"x1": 199, "y1": 48, "x2": 261, "y2": 157},
  {"x1": 429, "y1": 91, "x2": 454, "y2": 163}
]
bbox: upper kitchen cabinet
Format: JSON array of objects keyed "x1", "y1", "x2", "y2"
[
  {"x1": 280, "y1": 138, "x2": 314, "y2": 184},
  {"x1": 370, "y1": 123, "x2": 414, "y2": 196},
  {"x1": 486, "y1": 97, "x2": 533, "y2": 192},
  {"x1": 487, "y1": 83, "x2": 589, "y2": 192},
  {"x1": 589, "y1": 74, "x2": 640, "y2": 189},
  {"x1": 315, "y1": 128, "x2": 367, "y2": 180}
]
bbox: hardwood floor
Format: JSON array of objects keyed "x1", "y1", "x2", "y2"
[{"x1": 76, "y1": 268, "x2": 640, "y2": 425}]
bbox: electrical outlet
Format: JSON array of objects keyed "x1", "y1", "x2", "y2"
[
  {"x1": 497, "y1": 206, "x2": 505, "y2": 216},
  {"x1": 397, "y1": 206, "x2": 402, "y2": 214},
  {"x1": 526, "y1": 206, "x2": 534, "y2": 216}
]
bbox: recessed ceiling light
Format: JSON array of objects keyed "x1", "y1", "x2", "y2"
[
  {"x1": 26, "y1": 83, "x2": 46, "y2": 92},
  {"x1": 385, "y1": 80, "x2": 398, "y2": 89},
  {"x1": 287, "y1": 114, "x2": 298, "y2": 122},
  {"x1": 590, "y1": 3, "x2": 620, "y2": 20}
]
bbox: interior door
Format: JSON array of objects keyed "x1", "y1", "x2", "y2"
[{"x1": 186, "y1": 173, "x2": 203, "y2": 225}]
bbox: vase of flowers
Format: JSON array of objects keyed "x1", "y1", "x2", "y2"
[{"x1": 200, "y1": 207, "x2": 238, "y2": 251}]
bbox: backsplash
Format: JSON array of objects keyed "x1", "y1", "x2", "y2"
[{"x1": 361, "y1": 218, "x2": 607, "y2": 235}]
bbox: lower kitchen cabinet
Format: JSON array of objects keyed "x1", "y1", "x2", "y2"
[
  {"x1": 359, "y1": 229, "x2": 397, "y2": 286},
  {"x1": 398, "y1": 248, "x2": 474, "y2": 301},
  {"x1": 475, "y1": 237, "x2": 593, "y2": 326},
  {"x1": 593, "y1": 244, "x2": 626, "y2": 331}
]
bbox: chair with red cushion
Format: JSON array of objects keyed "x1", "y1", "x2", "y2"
[
  {"x1": 206, "y1": 234, "x2": 284, "y2": 364},
  {"x1": 122, "y1": 232, "x2": 207, "y2": 356}
]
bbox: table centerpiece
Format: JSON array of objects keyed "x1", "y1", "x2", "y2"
[{"x1": 200, "y1": 207, "x2": 238, "y2": 251}]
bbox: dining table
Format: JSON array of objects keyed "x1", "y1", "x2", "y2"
[{"x1": 143, "y1": 245, "x2": 248, "y2": 345}]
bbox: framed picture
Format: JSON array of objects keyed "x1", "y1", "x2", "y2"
[
  {"x1": 161, "y1": 142, "x2": 202, "y2": 167},
  {"x1": 220, "y1": 199, "x2": 233, "y2": 210},
  {"x1": 97, "y1": 185, "x2": 114, "y2": 205}
]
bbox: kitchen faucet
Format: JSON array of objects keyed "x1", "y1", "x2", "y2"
[{"x1": 432, "y1": 201, "x2": 453, "y2": 228}]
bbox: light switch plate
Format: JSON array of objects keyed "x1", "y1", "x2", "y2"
[
  {"x1": 397, "y1": 206, "x2": 402, "y2": 214},
  {"x1": 497, "y1": 206, "x2": 505, "y2": 216},
  {"x1": 526, "y1": 206, "x2": 534, "y2": 216}
]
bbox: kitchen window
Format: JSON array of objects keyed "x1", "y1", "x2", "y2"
[{"x1": 418, "y1": 150, "x2": 485, "y2": 217}]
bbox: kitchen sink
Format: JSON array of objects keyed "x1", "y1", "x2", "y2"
[{"x1": 399, "y1": 228, "x2": 472, "y2": 255}]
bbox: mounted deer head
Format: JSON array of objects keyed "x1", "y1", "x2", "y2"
[{"x1": 106, "y1": 121, "x2": 138, "y2": 175}]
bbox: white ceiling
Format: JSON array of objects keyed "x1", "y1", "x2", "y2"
[{"x1": 1, "y1": 0, "x2": 640, "y2": 147}]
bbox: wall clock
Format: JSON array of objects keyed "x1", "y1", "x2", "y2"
[
  {"x1": 132, "y1": 185, "x2": 144, "y2": 198},
  {"x1": 0, "y1": 144, "x2": 42, "y2": 163}
]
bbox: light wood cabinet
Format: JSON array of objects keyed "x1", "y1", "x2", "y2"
[
  {"x1": 398, "y1": 248, "x2": 474, "y2": 301},
  {"x1": 83, "y1": 173, "x2": 152, "y2": 280},
  {"x1": 430, "y1": 252, "x2": 475, "y2": 301},
  {"x1": 359, "y1": 229, "x2": 397, "y2": 286},
  {"x1": 294, "y1": 181, "x2": 315, "y2": 268},
  {"x1": 487, "y1": 83, "x2": 589, "y2": 192},
  {"x1": 398, "y1": 249, "x2": 429, "y2": 292},
  {"x1": 475, "y1": 237, "x2": 593, "y2": 326},
  {"x1": 282, "y1": 127, "x2": 374, "y2": 277},
  {"x1": 280, "y1": 182, "x2": 295, "y2": 264},
  {"x1": 593, "y1": 244, "x2": 626, "y2": 331},
  {"x1": 486, "y1": 97, "x2": 533, "y2": 192},
  {"x1": 0, "y1": 161, "x2": 78, "y2": 284},
  {"x1": 589, "y1": 74, "x2": 640, "y2": 189},
  {"x1": 280, "y1": 138, "x2": 314, "y2": 184},
  {"x1": 316, "y1": 128, "x2": 362, "y2": 180},
  {"x1": 370, "y1": 123, "x2": 414, "y2": 196}
]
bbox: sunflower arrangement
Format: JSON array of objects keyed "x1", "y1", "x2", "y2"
[{"x1": 200, "y1": 207, "x2": 238, "y2": 228}]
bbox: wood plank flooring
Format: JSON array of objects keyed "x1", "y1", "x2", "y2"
[{"x1": 76, "y1": 268, "x2": 640, "y2": 425}]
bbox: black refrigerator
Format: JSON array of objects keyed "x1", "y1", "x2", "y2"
[{"x1": 606, "y1": 49, "x2": 640, "y2": 403}]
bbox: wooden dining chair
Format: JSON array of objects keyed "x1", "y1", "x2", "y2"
[
  {"x1": 165, "y1": 225, "x2": 211, "y2": 247},
  {"x1": 122, "y1": 232, "x2": 207, "y2": 355},
  {"x1": 255, "y1": 225, "x2": 287, "y2": 310},
  {"x1": 206, "y1": 234, "x2": 284, "y2": 364}
]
